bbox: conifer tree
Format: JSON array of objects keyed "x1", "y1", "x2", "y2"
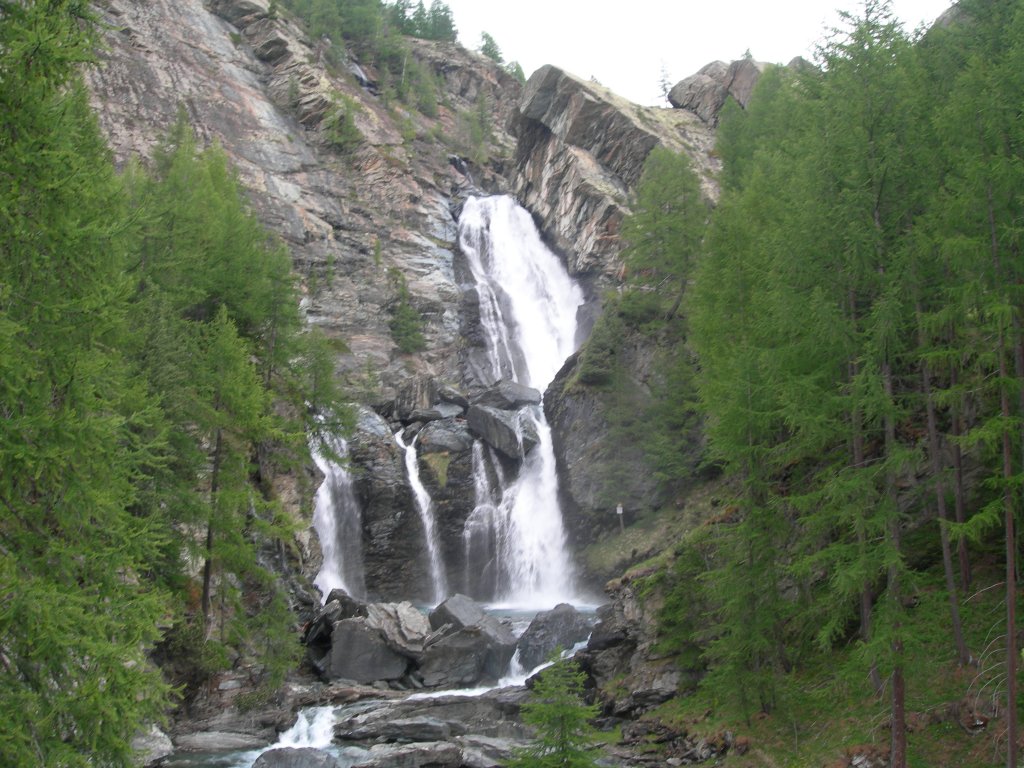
[
  {"x1": 506, "y1": 660, "x2": 600, "y2": 768},
  {"x1": 0, "y1": 2, "x2": 171, "y2": 763}
]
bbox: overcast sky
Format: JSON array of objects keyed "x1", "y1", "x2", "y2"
[{"x1": 442, "y1": 1, "x2": 954, "y2": 105}]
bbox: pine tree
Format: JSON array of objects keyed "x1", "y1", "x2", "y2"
[
  {"x1": 0, "y1": 2, "x2": 171, "y2": 763},
  {"x1": 480, "y1": 31, "x2": 503, "y2": 63},
  {"x1": 506, "y1": 660, "x2": 600, "y2": 768}
]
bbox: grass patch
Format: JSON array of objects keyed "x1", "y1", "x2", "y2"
[{"x1": 422, "y1": 451, "x2": 451, "y2": 488}]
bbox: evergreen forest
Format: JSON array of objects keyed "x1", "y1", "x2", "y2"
[
  {"x1": 580, "y1": 0, "x2": 1024, "y2": 764},
  {"x1": 4, "y1": 0, "x2": 1024, "y2": 766},
  {"x1": 0, "y1": 1, "x2": 349, "y2": 763}
]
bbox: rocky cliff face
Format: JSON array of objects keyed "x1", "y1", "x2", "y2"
[
  {"x1": 88, "y1": 0, "x2": 518, "y2": 400},
  {"x1": 85, "y1": 0, "x2": 731, "y2": 601},
  {"x1": 503, "y1": 65, "x2": 719, "y2": 555},
  {"x1": 510, "y1": 65, "x2": 718, "y2": 288}
]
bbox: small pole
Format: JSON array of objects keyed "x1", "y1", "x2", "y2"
[{"x1": 616, "y1": 502, "x2": 625, "y2": 534}]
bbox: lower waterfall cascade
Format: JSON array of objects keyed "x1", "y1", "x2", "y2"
[
  {"x1": 396, "y1": 430, "x2": 448, "y2": 604},
  {"x1": 311, "y1": 435, "x2": 365, "y2": 602}
]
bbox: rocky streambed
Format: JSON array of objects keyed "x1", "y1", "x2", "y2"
[{"x1": 161, "y1": 594, "x2": 595, "y2": 768}]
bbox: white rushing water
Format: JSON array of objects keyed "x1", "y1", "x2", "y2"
[
  {"x1": 311, "y1": 435, "x2": 365, "y2": 602},
  {"x1": 396, "y1": 431, "x2": 448, "y2": 604},
  {"x1": 458, "y1": 195, "x2": 585, "y2": 609}
]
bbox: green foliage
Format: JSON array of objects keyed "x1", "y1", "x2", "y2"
[
  {"x1": 324, "y1": 94, "x2": 364, "y2": 152},
  {"x1": 506, "y1": 60, "x2": 527, "y2": 84},
  {"x1": 506, "y1": 660, "x2": 601, "y2": 768},
  {"x1": 480, "y1": 31, "x2": 503, "y2": 63},
  {"x1": 387, "y1": 267, "x2": 427, "y2": 353},
  {"x1": 0, "y1": 3, "x2": 172, "y2": 763},
  {"x1": 279, "y1": 0, "x2": 456, "y2": 121}
]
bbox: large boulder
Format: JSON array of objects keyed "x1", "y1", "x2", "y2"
[
  {"x1": 416, "y1": 418, "x2": 475, "y2": 454},
  {"x1": 364, "y1": 601, "x2": 432, "y2": 656},
  {"x1": 131, "y1": 725, "x2": 173, "y2": 767},
  {"x1": 668, "y1": 57, "x2": 770, "y2": 125},
  {"x1": 515, "y1": 603, "x2": 593, "y2": 671},
  {"x1": 323, "y1": 618, "x2": 409, "y2": 683},
  {"x1": 304, "y1": 591, "x2": 370, "y2": 670},
  {"x1": 419, "y1": 627, "x2": 513, "y2": 687},
  {"x1": 471, "y1": 380, "x2": 542, "y2": 410},
  {"x1": 429, "y1": 593, "x2": 490, "y2": 631},
  {"x1": 467, "y1": 405, "x2": 538, "y2": 460},
  {"x1": 352, "y1": 741, "x2": 462, "y2": 768},
  {"x1": 253, "y1": 748, "x2": 340, "y2": 768},
  {"x1": 420, "y1": 595, "x2": 518, "y2": 686},
  {"x1": 667, "y1": 69, "x2": 729, "y2": 124}
]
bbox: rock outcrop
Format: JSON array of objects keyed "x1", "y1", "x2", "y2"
[
  {"x1": 668, "y1": 58, "x2": 767, "y2": 124},
  {"x1": 510, "y1": 65, "x2": 718, "y2": 286},
  {"x1": 577, "y1": 573, "x2": 701, "y2": 718},
  {"x1": 87, "y1": 0, "x2": 519, "y2": 403}
]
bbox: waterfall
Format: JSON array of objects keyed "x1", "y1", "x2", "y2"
[
  {"x1": 396, "y1": 431, "x2": 448, "y2": 604},
  {"x1": 458, "y1": 195, "x2": 585, "y2": 608},
  {"x1": 311, "y1": 435, "x2": 365, "y2": 602}
]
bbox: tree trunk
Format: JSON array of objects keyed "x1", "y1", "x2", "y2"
[
  {"x1": 919, "y1": 312, "x2": 972, "y2": 666},
  {"x1": 882, "y1": 359, "x2": 906, "y2": 768},
  {"x1": 201, "y1": 427, "x2": 224, "y2": 631},
  {"x1": 1001, "y1": 333, "x2": 1017, "y2": 768},
  {"x1": 950, "y1": 367, "x2": 972, "y2": 589}
]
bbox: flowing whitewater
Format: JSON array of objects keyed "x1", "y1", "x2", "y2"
[
  {"x1": 396, "y1": 431, "x2": 448, "y2": 604},
  {"x1": 458, "y1": 195, "x2": 585, "y2": 609},
  {"x1": 311, "y1": 435, "x2": 365, "y2": 602}
]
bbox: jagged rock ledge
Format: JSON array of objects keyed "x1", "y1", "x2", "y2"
[{"x1": 508, "y1": 65, "x2": 719, "y2": 285}]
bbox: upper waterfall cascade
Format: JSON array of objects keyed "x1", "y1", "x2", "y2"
[{"x1": 458, "y1": 195, "x2": 585, "y2": 608}]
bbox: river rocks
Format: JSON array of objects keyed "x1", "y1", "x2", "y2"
[
  {"x1": 364, "y1": 601, "x2": 432, "y2": 656},
  {"x1": 131, "y1": 724, "x2": 174, "y2": 767},
  {"x1": 308, "y1": 595, "x2": 519, "y2": 689},
  {"x1": 353, "y1": 741, "x2": 462, "y2": 768},
  {"x1": 309, "y1": 596, "x2": 428, "y2": 682},
  {"x1": 323, "y1": 619, "x2": 410, "y2": 683},
  {"x1": 174, "y1": 731, "x2": 270, "y2": 751},
  {"x1": 467, "y1": 405, "x2": 538, "y2": 460},
  {"x1": 419, "y1": 595, "x2": 518, "y2": 687},
  {"x1": 430, "y1": 593, "x2": 490, "y2": 631},
  {"x1": 419, "y1": 627, "x2": 506, "y2": 687},
  {"x1": 515, "y1": 603, "x2": 593, "y2": 671},
  {"x1": 335, "y1": 688, "x2": 531, "y2": 743},
  {"x1": 253, "y1": 747, "x2": 341, "y2": 768}
]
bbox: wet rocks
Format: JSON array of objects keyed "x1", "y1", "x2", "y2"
[
  {"x1": 308, "y1": 594, "x2": 518, "y2": 690},
  {"x1": 515, "y1": 603, "x2": 593, "y2": 671},
  {"x1": 253, "y1": 747, "x2": 341, "y2": 768},
  {"x1": 420, "y1": 595, "x2": 518, "y2": 687},
  {"x1": 467, "y1": 405, "x2": 538, "y2": 460},
  {"x1": 471, "y1": 380, "x2": 542, "y2": 410},
  {"x1": 322, "y1": 619, "x2": 410, "y2": 683}
]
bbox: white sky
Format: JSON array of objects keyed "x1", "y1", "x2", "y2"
[{"x1": 442, "y1": 1, "x2": 954, "y2": 105}]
